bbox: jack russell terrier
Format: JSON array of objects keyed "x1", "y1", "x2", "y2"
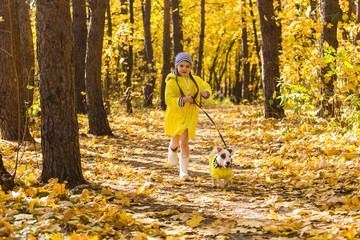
[{"x1": 208, "y1": 147, "x2": 233, "y2": 188}]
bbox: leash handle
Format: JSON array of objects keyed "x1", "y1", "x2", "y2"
[{"x1": 192, "y1": 97, "x2": 228, "y2": 148}]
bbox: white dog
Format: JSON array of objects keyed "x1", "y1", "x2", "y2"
[{"x1": 208, "y1": 147, "x2": 233, "y2": 188}]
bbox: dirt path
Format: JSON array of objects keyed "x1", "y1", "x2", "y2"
[
  {"x1": 94, "y1": 105, "x2": 304, "y2": 239},
  {"x1": 3, "y1": 105, "x2": 357, "y2": 239}
]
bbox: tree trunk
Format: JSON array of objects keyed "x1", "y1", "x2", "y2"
[
  {"x1": 142, "y1": 0, "x2": 157, "y2": 107},
  {"x1": 196, "y1": 0, "x2": 205, "y2": 76},
  {"x1": 218, "y1": 40, "x2": 235, "y2": 91},
  {"x1": 171, "y1": 0, "x2": 183, "y2": 56},
  {"x1": 72, "y1": 0, "x2": 87, "y2": 114},
  {"x1": 257, "y1": 0, "x2": 285, "y2": 119},
  {"x1": 249, "y1": 0, "x2": 262, "y2": 97},
  {"x1": 234, "y1": 46, "x2": 241, "y2": 103},
  {"x1": 125, "y1": 0, "x2": 134, "y2": 114},
  {"x1": 318, "y1": 0, "x2": 341, "y2": 118},
  {"x1": 251, "y1": 64, "x2": 259, "y2": 100},
  {"x1": 36, "y1": 0, "x2": 85, "y2": 187},
  {"x1": 17, "y1": 0, "x2": 34, "y2": 108},
  {"x1": 0, "y1": 0, "x2": 33, "y2": 142},
  {"x1": 104, "y1": 0, "x2": 112, "y2": 114},
  {"x1": 209, "y1": 38, "x2": 222, "y2": 93},
  {"x1": 355, "y1": 0, "x2": 360, "y2": 44},
  {"x1": 115, "y1": 0, "x2": 128, "y2": 93},
  {"x1": 85, "y1": 0, "x2": 113, "y2": 135},
  {"x1": 241, "y1": 17, "x2": 250, "y2": 102},
  {"x1": 161, "y1": 0, "x2": 171, "y2": 110}
]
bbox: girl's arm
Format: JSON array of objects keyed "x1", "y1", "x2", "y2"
[{"x1": 199, "y1": 78, "x2": 212, "y2": 99}]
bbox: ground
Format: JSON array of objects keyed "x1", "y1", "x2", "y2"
[{"x1": 1, "y1": 105, "x2": 360, "y2": 239}]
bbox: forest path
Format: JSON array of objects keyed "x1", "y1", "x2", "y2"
[
  {"x1": 3, "y1": 104, "x2": 358, "y2": 239},
  {"x1": 88, "y1": 105, "x2": 322, "y2": 239}
]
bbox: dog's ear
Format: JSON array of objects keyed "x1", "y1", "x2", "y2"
[
  {"x1": 228, "y1": 149, "x2": 233, "y2": 154},
  {"x1": 217, "y1": 147, "x2": 223, "y2": 152}
]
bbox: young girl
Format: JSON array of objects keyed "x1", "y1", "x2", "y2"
[{"x1": 164, "y1": 52, "x2": 212, "y2": 180}]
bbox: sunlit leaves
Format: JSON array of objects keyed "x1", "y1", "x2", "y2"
[
  {"x1": 3, "y1": 104, "x2": 360, "y2": 238},
  {"x1": 186, "y1": 215, "x2": 202, "y2": 228}
]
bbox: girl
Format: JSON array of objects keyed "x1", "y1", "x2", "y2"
[{"x1": 164, "y1": 52, "x2": 212, "y2": 180}]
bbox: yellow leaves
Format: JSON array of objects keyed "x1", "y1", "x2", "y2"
[
  {"x1": 69, "y1": 232, "x2": 98, "y2": 240},
  {"x1": 326, "y1": 23, "x2": 334, "y2": 29},
  {"x1": 101, "y1": 187, "x2": 112, "y2": 195},
  {"x1": 115, "y1": 210, "x2": 134, "y2": 227},
  {"x1": 299, "y1": 122, "x2": 309, "y2": 132},
  {"x1": 186, "y1": 215, "x2": 203, "y2": 228},
  {"x1": 28, "y1": 197, "x2": 39, "y2": 209},
  {"x1": 114, "y1": 191, "x2": 131, "y2": 206},
  {"x1": 265, "y1": 176, "x2": 274, "y2": 184},
  {"x1": 0, "y1": 219, "x2": 12, "y2": 236},
  {"x1": 3, "y1": 147, "x2": 11, "y2": 156},
  {"x1": 4, "y1": 105, "x2": 360, "y2": 239},
  {"x1": 150, "y1": 209, "x2": 180, "y2": 218},
  {"x1": 131, "y1": 232, "x2": 148, "y2": 240},
  {"x1": 48, "y1": 233, "x2": 63, "y2": 240}
]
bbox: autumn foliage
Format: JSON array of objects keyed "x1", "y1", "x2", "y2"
[
  {"x1": 2, "y1": 0, "x2": 360, "y2": 239},
  {"x1": 1, "y1": 105, "x2": 360, "y2": 239}
]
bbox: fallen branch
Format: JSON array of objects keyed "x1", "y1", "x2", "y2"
[{"x1": 0, "y1": 155, "x2": 15, "y2": 192}]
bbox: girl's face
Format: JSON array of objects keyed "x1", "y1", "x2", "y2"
[{"x1": 177, "y1": 61, "x2": 191, "y2": 77}]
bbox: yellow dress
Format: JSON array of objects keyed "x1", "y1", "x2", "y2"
[
  {"x1": 164, "y1": 73, "x2": 212, "y2": 138},
  {"x1": 209, "y1": 154, "x2": 233, "y2": 182}
]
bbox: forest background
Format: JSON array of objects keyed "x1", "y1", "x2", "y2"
[{"x1": 1, "y1": 0, "x2": 360, "y2": 239}]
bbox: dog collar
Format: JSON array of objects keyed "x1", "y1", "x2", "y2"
[{"x1": 212, "y1": 156, "x2": 222, "y2": 168}]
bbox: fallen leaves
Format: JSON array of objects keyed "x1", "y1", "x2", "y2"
[{"x1": 1, "y1": 105, "x2": 360, "y2": 238}]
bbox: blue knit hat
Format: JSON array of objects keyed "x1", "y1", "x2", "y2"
[{"x1": 174, "y1": 52, "x2": 193, "y2": 69}]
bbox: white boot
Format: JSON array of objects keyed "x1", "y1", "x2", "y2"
[
  {"x1": 168, "y1": 145, "x2": 179, "y2": 166},
  {"x1": 179, "y1": 157, "x2": 190, "y2": 181}
]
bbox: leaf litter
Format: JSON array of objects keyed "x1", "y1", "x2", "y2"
[{"x1": 0, "y1": 105, "x2": 360, "y2": 239}]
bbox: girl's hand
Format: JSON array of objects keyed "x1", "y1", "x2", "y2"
[
  {"x1": 200, "y1": 90, "x2": 209, "y2": 98},
  {"x1": 183, "y1": 94, "x2": 193, "y2": 103}
]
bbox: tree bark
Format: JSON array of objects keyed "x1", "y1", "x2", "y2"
[
  {"x1": 257, "y1": 0, "x2": 285, "y2": 119},
  {"x1": 72, "y1": 0, "x2": 87, "y2": 114},
  {"x1": 234, "y1": 46, "x2": 242, "y2": 103},
  {"x1": 104, "y1": 0, "x2": 112, "y2": 113},
  {"x1": 161, "y1": 0, "x2": 171, "y2": 110},
  {"x1": 125, "y1": 0, "x2": 134, "y2": 114},
  {"x1": 142, "y1": 0, "x2": 157, "y2": 107},
  {"x1": 0, "y1": 0, "x2": 33, "y2": 142},
  {"x1": 209, "y1": 38, "x2": 222, "y2": 93},
  {"x1": 171, "y1": 0, "x2": 183, "y2": 56},
  {"x1": 17, "y1": 0, "x2": 34, "y2": 107},
  {"x1": 318, "y1": 0, "x2": 341, "y2": 118},
  {"x1": 355, "y1": 0, "x2": 360, "y2": 44},
  {"x1": 218, "y1": 40, "x2": 235, "y2": 91},
  {"x1": 113, "y1": 0, "x2": 128, "y2": 93},
  {"x1": 85, "y1": 0, "x2": 113, "y2": 135},
  {"x1": 196, "y1": 0, "x2": 205, "y2": 76},
  {"x1": 249, "y1": 0, "x2": 262, "y2": 99},
  {"x1": 36, "y1": 0, "x2": 85, "y2": 187},
  {"x1": 241, "y1": 17, "x2": 250, "y2": 102}
]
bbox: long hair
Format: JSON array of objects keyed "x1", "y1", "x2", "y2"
[{"x1": 174, "y1": 69, "x2": 199, "y2": 98}]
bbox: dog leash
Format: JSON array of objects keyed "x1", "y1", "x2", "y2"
[{"x1": 192, "y1": 96, "x2": 228, "y2": 148}]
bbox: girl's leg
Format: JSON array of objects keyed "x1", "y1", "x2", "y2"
[
  {"x1": 168, "y1": 135, "x2": 180, "y2": 166},
  {"x1": 170, "y1": 135, "x2": 180, "y2": 150},
  {"x1": 179, "y1": 130, "x2": 189, "y2": 157},
  {"x1": 179, "y1": 130, "x2": 190, "y2": 180}
]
